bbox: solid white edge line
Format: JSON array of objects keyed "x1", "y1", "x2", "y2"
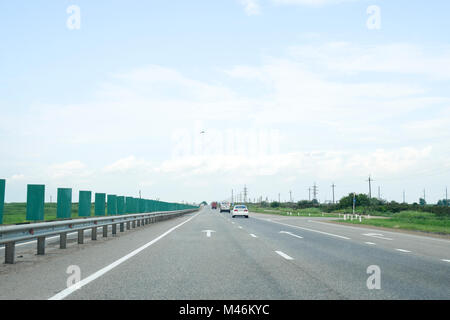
[
  {"x1": 275, "y1": 251, "x2": 294, "y2": 260},
  {"x1": 259, "y1": 218, "x2": 351, "y2": 240},
  {"x1": 48, "y1": 211, "x2": 201, "y2": 300}
]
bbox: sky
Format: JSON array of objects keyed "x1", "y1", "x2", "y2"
[{"x1": 0, "y1": 0, "x2": 449, "y2": 204}]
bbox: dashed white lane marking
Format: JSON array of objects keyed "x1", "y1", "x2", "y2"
[
  {"x1": 275, "y1": 251, "x2": 294, "y2": 260},
  {"x1": 250, "y1": 234, "x2": 257, "y2": 238},
  {"x1": 260, "y1": 218, "x2": 350, "y2": 240},
  {"x1": 49, "y1": 211, "x2": 201, "y2": 300},
  {"x1": 442, "y1": 259, "x2": 450, "y2": 263},
  {"x1": 238, "y1": 226, "x2": 243, "y2": 229},
  {"x1": 396, "y1": 249, "x2": 412, "y2": 253},
  {"x1": 279, "y1": 231, "x2": 303, "y2": 239},
  {"x1": 365, "y1": 242, "x2": 376, "y2": 245}
]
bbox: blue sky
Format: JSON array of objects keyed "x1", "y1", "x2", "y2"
[{"x1": 1, "y1": 0, "x2": 449, "y2": 204}]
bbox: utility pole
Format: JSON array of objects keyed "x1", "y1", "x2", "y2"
[
  {"x1": 289, "y1": 190, "x2": 292, "y2": 203},
  {"x1": 278, "y1": 193, "x2": 281, "y2": 203},
  {"x1": 403, "y1": 190, "x2": 406, "y2": 204},
  {"x1": 367, "y1": 175, "x2": 373, "y2": 199},
  {"x1": 352, "y1": 192, "x2": 356, "y2": 215},
  {"x1": 331, "y1": 183, "x2": 336, "y2": 204},
  {"x1": 231, "y1": 189, "x2": 234, "y2": 204},
  {"x1": 243, "y1": 185, "x2": 248, "y2": 203},
  {"x1": 139, "y1": 190, "x2": 141, "y2": 199},
  {"x1": 308, "y1": 187, "x2": 311, "y2": 201},
  {"x1": 378, "y1": 186, "x2": 381, "y2": 200}
]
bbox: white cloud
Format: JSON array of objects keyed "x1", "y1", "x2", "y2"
[
  {"x1": 103, "y1": 156, "x2": 155, "y2": 174},
  {"x1": 272, "y1": 0, "x2": 358, "y2": 6},
  {"x1": 49, "y1": 161, "x2": 90, "y2": 180},
  {"x1": 239, "y1": 0, "x2": 262, "y2": 15},
  {"x1": 1, "y1": 40, "x2": 449, "y2": 202}
]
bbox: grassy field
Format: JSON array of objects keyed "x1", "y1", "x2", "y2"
[
  {"x1": 247, "y1": 205, "x2": 449, "y2": 235},
  {"x1": 1, "y1": 203, "x2": 95, "y2": 225},
  {"x1": 335, "y1": 211, "x2": 450, "y2": 235},
  {"x1": 247, "y1": 205, "x2": 339, "y2": 217}
]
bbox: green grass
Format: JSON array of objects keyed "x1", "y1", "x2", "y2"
[
  {"x1": 335, "y1": 211, "x2": 450, "y2": 235},
  {"x1": 247, "y1": 205, "x2": 338, "y2": 217},
  {"x1": 1, "y1": 203, "x2": 95, "y2": 225},
  {"x1": 247, "y1": 205, "x2": 450, "y2": 234}
]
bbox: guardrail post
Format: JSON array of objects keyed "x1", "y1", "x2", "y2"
[
  {"x1": 60, "y1": 232, "x2": 67, "y2": 249},
  {"x1": 92, "y1": 227, "x2": 97, "y2": 240},
  {"x1": 103, "y1": 225, "x2": 108, "y2": 237},
  {"x1": 137, "y1": 219, "x2": 140, "y2": 227},
  {"x1": 5, "y1": 242, "x2": 15, "y2": 264},
  {"x1": 37, "y1": 236, "x2": 45, "y2": 255},
  {"x1": 112, "y1": 224, "x2": 117, "y2": 235},
  {"x1": 132, "y1": 220, "x2": 136, "y2": 228},
  {"x1": 126, "y1": 221, "x2": 130, "y2": 230},
  {"x1": 120, "y1": 223, "x2": 124, "y2": 232},
  {"x1": 78, "y1": 230, "x2": 84, "y2": 244}
]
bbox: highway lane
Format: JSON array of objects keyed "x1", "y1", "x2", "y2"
[
  {"x1": 0, "y1": 206, "x2": 448, "y2": 299},
  {"x1": 247, "y1": 212, "x2": 450, "y2": 262},
  {"x1": 0, "y1": 211, "x2": 200, "y2": 299},
  {"x1": 221, "y1": 212, "x2": 450, "y2": 299}
]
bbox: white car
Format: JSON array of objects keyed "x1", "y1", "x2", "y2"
[
  {"x1": 220, "y1": 202, "x2": 231, "y2": 213},
  {"x1": 232, "y1": 205, "x2": 249, "y2": 218}
]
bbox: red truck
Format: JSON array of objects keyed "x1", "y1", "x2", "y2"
[{"x1": 211, "y1": 202, "x2": 217, "y2": 209}]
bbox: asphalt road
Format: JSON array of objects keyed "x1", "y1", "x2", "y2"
[{"x1": 0, "y1": 206, "x2": 448, "y2": 299}]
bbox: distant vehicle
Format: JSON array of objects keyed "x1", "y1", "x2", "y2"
[
  {"x1": 232, "y1": 205, "x2": 249, "y2": 218},
  {"x1": 220, "y1": 202, "x2": 231, "y2": 213},
  {"x1": 211, "y1": 202, "x2": 218, "y2": 209}
]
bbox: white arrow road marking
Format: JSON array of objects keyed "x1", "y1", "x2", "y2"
[
  {"x1": 279, "y1": 231, "x2": 303, "y2": 239},
  {"x1": 202, "y1": 230, "x2": 216, "y2": 238},
  {"x1": 363, "y1": 233, "x2": 393, "y2": 241},
  {"x1": 395, "y1": 249, "x2": 411, "y2": 253},
  {"x1": 275, "y1": 251, "x2": 294, "y2": 260}
]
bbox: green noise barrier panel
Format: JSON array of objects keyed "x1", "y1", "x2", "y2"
[
  {"x1": 26, "y1": 184, "x2": 45, "y2": 221},
  {"x1": 57, "y1": 188, "x2": 72, "y2": 219},
  {"x1": 125, "y1": 197, "x2": 133, "y2": 214},
  {"x1": 95, "y1": 193, "x2": 106, "y2": 216},
  {"x1": 117, "y1": 196, "x2": 125, "y2": 215},
  {"x1": 0, "y1": 179, "x2": 5, "y2": 224},
  {"x1": 107, "y1": 195, "x2": 117, "y2": 216},
  {"x1": 79, "y1": 191, "x2": 92, "y2": 217}
]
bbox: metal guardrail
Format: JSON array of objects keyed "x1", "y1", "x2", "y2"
[{"x1": 0, "y1": 208, "x2": 198, "y2": 264}]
